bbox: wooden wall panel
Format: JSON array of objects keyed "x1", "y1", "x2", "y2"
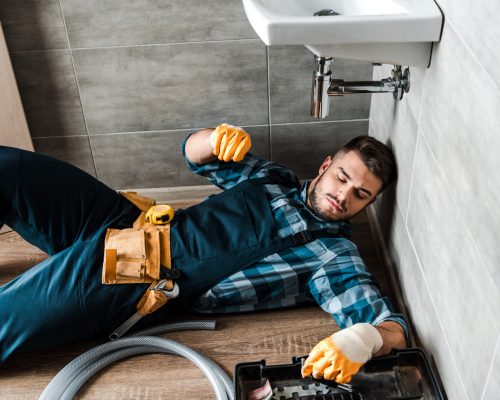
[{"x1": 0, "y1": 23, "x2": 33, "y2": 151}]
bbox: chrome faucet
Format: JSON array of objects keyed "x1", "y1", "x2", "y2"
[{"x1": 311, "y1": 56, "x2": 410, "y2": 119}]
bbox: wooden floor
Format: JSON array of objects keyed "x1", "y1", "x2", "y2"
[{"x1": 0, "y1": 187, "x2": 393, "y2": 399}]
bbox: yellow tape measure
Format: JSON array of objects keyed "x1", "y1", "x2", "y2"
[{"x1": 145, "y1": 204, "x2": 175, "y2": 225}]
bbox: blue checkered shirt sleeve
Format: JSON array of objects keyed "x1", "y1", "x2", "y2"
[
  {"x1": 307, "y1": 241, "x2": 407, "y2": 331},
  {"x1": 181, "y1": 133, "x2": 297, "y2": 188}
]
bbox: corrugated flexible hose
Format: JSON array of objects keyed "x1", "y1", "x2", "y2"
[{"x1": 39, "y1": 320, "x2": 234, "y2": 400}]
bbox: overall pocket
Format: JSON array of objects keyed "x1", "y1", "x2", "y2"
[{"x1": 102, "y1": 227, "x2": 161, "y2": 284}]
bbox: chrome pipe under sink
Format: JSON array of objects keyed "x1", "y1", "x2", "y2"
[{"x1": 311, "y1": 56, "x2": 410, "y2": 119}]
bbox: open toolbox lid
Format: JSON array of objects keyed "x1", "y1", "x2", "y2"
[{"x1": 235, "y1": 348, "x2": 446, "y2": 399}]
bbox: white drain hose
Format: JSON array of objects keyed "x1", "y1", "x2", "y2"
[{"x1": 39, "y1": 320, "x2": 234, "y2": 400}]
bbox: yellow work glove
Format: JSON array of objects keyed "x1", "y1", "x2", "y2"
[
  {"x1": 210, "y1": 123, "x2": 252, "y2": 162},
  {"x1": 301, "y1": 323, "x2": 383, "y2": 384}
]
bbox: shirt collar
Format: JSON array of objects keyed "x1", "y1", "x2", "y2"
[{"x1": 299, "y1": 180, "x2": 310, "y2": 204}]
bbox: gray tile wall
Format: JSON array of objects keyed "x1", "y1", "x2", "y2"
[
  {"x1": 369, "y1": 2, "x2": 500, "y2": 398},
  {"x1": 1, "y1": 0, "x2": 372, "y2": 188}
]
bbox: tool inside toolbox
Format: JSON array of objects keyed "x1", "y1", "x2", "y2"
[{"x1": 235, "y1": 348, "x2": 446, "y2": 400}]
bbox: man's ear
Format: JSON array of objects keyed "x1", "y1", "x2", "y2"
[{"x1": 319, "y1": 156, "x2": 333, "y2": 174}]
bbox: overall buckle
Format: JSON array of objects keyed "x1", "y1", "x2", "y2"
[
  {"x1": 160, "y1": 266, "x2": 181, "y2": 280},
  {"x1": 292, "y1": 231, "x2": 313, "y2": 246}
]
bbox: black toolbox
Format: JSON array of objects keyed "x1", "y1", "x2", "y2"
[{"x1": 235, "y1": 348, "x2": 446, "y2": 399}]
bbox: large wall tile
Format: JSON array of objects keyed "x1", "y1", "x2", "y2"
[
  {"x1": 269, "y1": 46, "x2": 372, "y2": 124},
  {"x1": 482, "y1": 336, "x2": 500, "y2": 400},
  {"x1": 73, "y1": 41, "x2": 268, "y2": 134},
  {"x1": 418, "y1": 23, "x2": 500, "y2": 290},
  {"x1": 370, "y1": 65, "x2": 426, "y2": 232},
  {"x1": 91, "y1": 126, "x2": 270, "y2": 189},
  {"x1": 407, "y1": 135, "x2": 500, "y2": 398},
  {"x1": 270, "y1": 120, "x2": 369, "y2": 179},
  {"x1": 61, "y1": 0, "x2": 258, "y2": 48},
  {"x1": 389, "y1": 207, "x2": 467, "y2": 399},
  {"x1": 369, "y1": 122, "x2": 394, "y2": 241},
  {"x1": 0, "y1": 0, "x2": 67, "y2": 51},
  {"x1": 33, "y1": 136, "x2": 96, "y2": 177},
  {"x1": 434, "y1": 0, "x2": 500, "y2": 88},
  {"x1": 11, "y1": 50, "x2": 87, "y2": 137}
]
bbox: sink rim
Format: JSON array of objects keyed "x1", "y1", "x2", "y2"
[
  {"x1": 243, "y1": 0, "x2": 443, "y2": 45},
  {"x1": 248, "y1": 0, "x2": 441, "y2": 19}
]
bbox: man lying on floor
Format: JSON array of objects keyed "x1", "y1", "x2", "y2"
[{"x1": 0, "y1": 124, "x2": 407, "y2": 383}]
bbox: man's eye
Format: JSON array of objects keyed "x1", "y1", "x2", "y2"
[
  {"x1": 337, "y1": 175, "x2": 346, "y2": 183},
  {"x1": 356, "y1": 191, "x2": 369, "y2": 200}
]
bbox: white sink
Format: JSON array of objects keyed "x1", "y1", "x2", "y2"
[{"x1": 242, "y1": 0, "x2": 443, "y2": 67}]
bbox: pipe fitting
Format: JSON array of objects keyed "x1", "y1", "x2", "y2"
[
  {"x1": 310, "y1": 57, "x2": 333, "y2": 118},
  {"x1": 310, "y1": 58, "x2": 411, "y2": 119}
]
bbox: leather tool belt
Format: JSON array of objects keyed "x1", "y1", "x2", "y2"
[{"x1": 102, "y1": 192, "x2": 179, "y2": 337}]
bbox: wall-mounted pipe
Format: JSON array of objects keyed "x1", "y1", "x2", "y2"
[{"x1": 310, "y1": 57, "x2": 410, "y2": 119}]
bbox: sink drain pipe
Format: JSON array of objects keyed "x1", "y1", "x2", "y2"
[{"x1": 39, "y1": 320, "x2": 234, "y2": 400}]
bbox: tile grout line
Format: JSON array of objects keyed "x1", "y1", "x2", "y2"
[
  {"x1": 271, "y1": 119, "x2": 369, "y2": 126},
  {"x1": 419, "y1": 129, "x2": 500, "y2": 317},
  {"x1": 444, "y1": 15, "x2": 500, "y2": 94},
  {"x1": 266, "y1": 46, "x2": 273, "y2": 161},
  {"x1": 33, "y1": 135, "x2": 89, "y2": 140},
  {"x1": 418, "y1": 132, "x2": 498, "y2": 389},
  {"x1": 481, "y1": 333, "x2": 499, "y2": 399},
  {"x1": 31, "y1": 119, "x2": 370, "y2": 140},
  {"x1": 71, "y1": 38, "x2": 262, "y2": 51},
  {"x1": 9, "y1": 38, "x2": 263, "y2": 55},
  {"x1": 57, "y1": 0, "x2": 99, "y2": 179},
  {"x1": 365, "y1": 202, "x2": 415, "y2": 345},
  {"x1": 403, "y1": 206, "x2": 471, "y2": 400},
  {"x1": 405, "y1": 34, "x2": 500, "y2": 305},
  {"x1": 413, "y1": 130, "x2": 500, "y2": 397},
  {"x1": 404, "y1": 67, "x2": 427, "y2": 226},
  {"x1": 404, "y1": 130, "x2": 418, "y2": 226}
]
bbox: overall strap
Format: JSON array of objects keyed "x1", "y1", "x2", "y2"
[
  {"x1": 247, "y1": 170, "x2": 301, "y2": 189},
  {"x1": 277, "y1": 230, "x2": 338, "y2": 250}
]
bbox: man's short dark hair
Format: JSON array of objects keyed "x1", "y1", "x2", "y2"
[{"x1": 337, "y1": 135, "x2": 396, "y2": 192}]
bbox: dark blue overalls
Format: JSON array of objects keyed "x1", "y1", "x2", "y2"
[{"x1": 0, "y1": 146, "x2": 338, "y2": 362}]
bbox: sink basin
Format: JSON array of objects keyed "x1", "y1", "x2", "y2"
[{"x1": 242, "y1": 0, "x2": 443, "y2": 67}]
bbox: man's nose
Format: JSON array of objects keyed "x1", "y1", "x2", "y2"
[
  {"x1": 337, "y1": 190, "x2": 346, "y2": 204},
  {"x1": 337, "y1": 188, "x2": 350, "y2": 206}
]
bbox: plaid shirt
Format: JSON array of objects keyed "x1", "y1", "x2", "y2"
[{"x1": 183, "y1": 140, "x2": 408, "y2": 334}]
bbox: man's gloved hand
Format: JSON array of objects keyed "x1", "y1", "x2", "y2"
[
  {"x1": 301, "y1": 323, "x2": 383, "y2": 384},
  {"x1": 210, "y1": 123, "x2": 252, "y2": 162}
]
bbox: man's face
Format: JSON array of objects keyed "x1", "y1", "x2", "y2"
[{"x1": 307, "y1": 150, "x2": 383, "y2": 221}]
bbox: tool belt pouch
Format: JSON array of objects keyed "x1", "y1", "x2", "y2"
[{"x1": 102, "y1": 227, "x2": 161, "y2": 285}]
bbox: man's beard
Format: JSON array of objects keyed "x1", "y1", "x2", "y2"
[
  {"x1": 309, "y1": 174, "x2": 335, "y2": 221},
  {"x1": 308, "y1": 174, "x2": 347, "y2": 222}
]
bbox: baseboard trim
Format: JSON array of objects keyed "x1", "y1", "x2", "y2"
[{"x1": 119, "y1": 184, "x2": 221, "y2": 205}]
